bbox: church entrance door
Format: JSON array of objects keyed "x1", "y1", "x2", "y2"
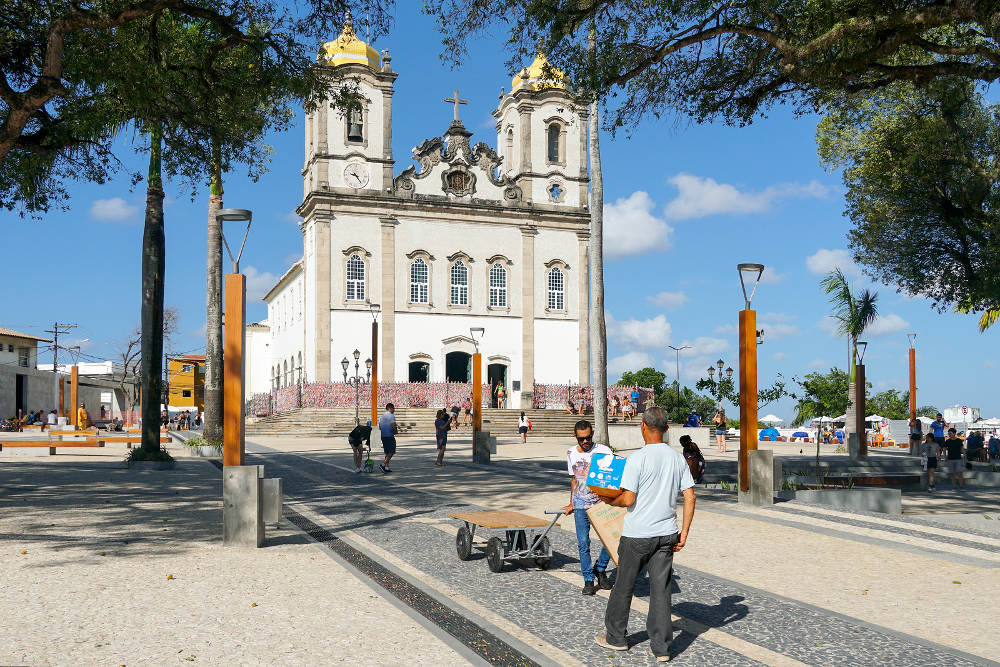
[
  {"x1": 487, "y1": 363, "x2": 508, "y2": 408},
  {"x1": 408, "y1": 362, "x2": 429, "y2": 382},
  {"x1": 445, "y1": 352, "x2": 471, "y2": 383}
]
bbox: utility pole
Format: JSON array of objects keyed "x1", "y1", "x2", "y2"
[{"x1": 44, "y1": 322, "x2": 77, "y2": 414}]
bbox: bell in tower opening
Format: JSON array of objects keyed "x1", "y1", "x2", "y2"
[{"x1": 347, "y1": 104, "x2": 364, "y2": 142}]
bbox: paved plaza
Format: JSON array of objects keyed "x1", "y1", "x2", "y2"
[{"x1": 2, "y1": 435, "x2": 999, "y2": 665}]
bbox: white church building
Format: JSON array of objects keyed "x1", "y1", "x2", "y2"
[{"x1": 263, "y1": 16, "x2": 592, "y2": 409}]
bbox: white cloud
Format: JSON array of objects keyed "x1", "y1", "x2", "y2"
[
  {"x1": 808, "y1": 358, "x2": 830, "y2": 369},
  {"x1": 678, "y1": 336, "x2": 730, "y2": 358},
  {"x1": 646, "y1": 291, "x2": 688, "y2": 309},
  {"x1": 714, "y1": 323, "x2": 737, "y2": 335},
  {"x1": 192, "y1": 322, "x2": 207, "y2": 338},
  {"x1": 759, "y1": 266, "x2": 788, "y2": 285},
  {"x1": 606, "y1": 313, "x2": 672, "y2": 349},
  {"x1": 818, "y1": 316, "x2": 839, "y2": 335},
  {"x1": 244, "y1": 265, "x2": 279, "y2": 302},
  {"x1": 607, "y1": 352, "x2": 656, "y2": 380},
  {"x1": 805, "y1": 248, "x2": 861, "y2": 277},
  {"x1": 757, "y1": 312, "x2": 800, "y2": 340},
  {"x1": 603, "y1": 191, "x2": 674, "y2": 258},
  {"x1": 90, "y1": 197, "x2": 139, "y2": 223},
  {"x1": 866, "y1": 313, "x2": 909, "y2": 337},
  {"x1": 772, "y1": 352, "x2": 788, "y2": 361},
  {"x1": 663, "y1": 173, "x2": 829, "y2": 220}
]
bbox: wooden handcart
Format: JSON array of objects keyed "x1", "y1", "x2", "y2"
[{"x1": 450, "y1": 509, "x2": 561, "y2": 573}]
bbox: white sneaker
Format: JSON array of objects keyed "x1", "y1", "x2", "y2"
[{"x1": 354, "y1": 467, "x2": 362, "y2": 473}]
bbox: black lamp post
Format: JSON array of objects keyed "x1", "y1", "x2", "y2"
[{"x1": 342, "y1": 349, "x2": 364, "y2": 426}]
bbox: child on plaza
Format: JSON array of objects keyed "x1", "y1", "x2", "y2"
[
  {"x1": 562, "y1": 419, "x2": 614, "y2": 596},
  {"x1": 922, "y1": 433, "x2": 939, "y2": 491},
  {"x1": 434, "y1": 409, "x2": 450, "y2": 467}
]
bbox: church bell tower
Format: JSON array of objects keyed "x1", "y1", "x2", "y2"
[{"x1": 302, "y1": 12, "x2": 397, "y2": 198}]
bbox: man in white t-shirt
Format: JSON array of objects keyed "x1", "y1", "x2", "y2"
[
  {"x1": 562, "y1": 419, "x2": 615, "y2": 595},
  {"x1": 596, "y1": 406, "x2": 696, "y2": 663},
  {"x1": 378, "y1": 403, "x2": 398, "y2": 474}
]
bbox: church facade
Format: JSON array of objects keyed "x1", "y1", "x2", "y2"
[{"x1": 264, "y1": 17, "x2": 592, "y2": 409}]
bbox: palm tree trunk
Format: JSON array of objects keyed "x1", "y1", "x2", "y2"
[
  {"x1": 140, "y1": 122, "x2": 165, "y2": 453},
  {"x1": 203, "y1": 136, "x2": 224, "y2": 443},
  {"x1": 844, "y1": 334, "x2": 855, "y2": 443},
  {"x1": 587, "y1": 29, "x2": 608, "y2": 446}
]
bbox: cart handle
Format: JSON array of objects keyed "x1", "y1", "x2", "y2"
[
  {"x1": 543, "y1": 509, "x2": 563, "y2": 515},
  {"x1": 528, "y1": 510, "x2": 563, "y2": 553}
]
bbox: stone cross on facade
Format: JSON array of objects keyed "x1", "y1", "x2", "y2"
[{"x1": 444, "y1": 89, "x2": 468, "y2": 122}]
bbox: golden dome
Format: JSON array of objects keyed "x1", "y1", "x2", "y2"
[
  {"x1": 320, "y1": 13, "x2": 380, "y2": 70},
  {"x1": 512, "y1": 53, "x2": 568, "y2": 92}
]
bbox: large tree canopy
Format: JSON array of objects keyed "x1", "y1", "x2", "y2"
[
  {"x1": 817, "y1": 77, "x2": 1000, "y2": 314},
  {"x1": 0, "y1": 0, "x2": 392, "y2": 215},
  {"x1": 426, "y1": 1, "x2": 1000, "y2": 129}
]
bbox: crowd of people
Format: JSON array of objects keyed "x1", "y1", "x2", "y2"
[{"x1": 160, "y1": 409, "x2": 202, "y2": 430}]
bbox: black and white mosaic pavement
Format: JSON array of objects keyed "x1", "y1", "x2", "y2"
[{"x1": 244, "y1": 444, "x2": 996, "y2": 666}]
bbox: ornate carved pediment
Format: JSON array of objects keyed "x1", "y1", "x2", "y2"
[{"x1": 397, "y1": 120, "x2": 523, "y2": 202}]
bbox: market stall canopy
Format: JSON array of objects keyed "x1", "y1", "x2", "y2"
[
  {"x1": 865, "y1": 415, "x2": 887, "y2": 422},
  {"x1": 761, "y1": 414, "x2": 784, "y2": 424},
  {"x1": 810, "y1": 416, "x2": 836, "y2": 424}
]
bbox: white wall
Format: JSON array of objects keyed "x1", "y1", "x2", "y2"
[
  {"x1": 245, "y1": 325, "x2": 271, "y2": 395},
  {"x1": 534, "y1": 319, "x2": 581, "y2": 383}
]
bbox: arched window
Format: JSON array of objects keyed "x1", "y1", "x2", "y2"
[
  {"x1": 547, "y1": 123, "x2": 561, "y2": 163},
  {"x1": 347, "y1": 104, "x2": 364, "y2": 143},
  {"x1": 489, "y1": 263, "x2": 507, "y2": 308},
  {"x1": 450, "y1": 260, "x2": 469, "y2": 306},
  {"x1": 547, "y1": 267, "x2": 565, "y2": 310},
  {"x1": 346, "y1": 253, "x2": 365, "y2": 301},
  {"x1": 410, "y1": 258, "x2": 429, "y2": 304}
]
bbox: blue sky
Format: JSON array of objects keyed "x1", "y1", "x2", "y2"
[{"x1": 2, "y1": 4, "x2": 996, "y2": 420}]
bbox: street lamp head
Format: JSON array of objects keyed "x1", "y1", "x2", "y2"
[
  {"x1": 707, "y1": 366, "x2": 715, "y2": 378},
  {"x1": 716, "y1": 358, "x2": 725, "y2": 370},
  {"x1": 216, "y1": 208, "x2": 252, "y2": 273},
  {"x1": 470, "y1": 327, "x2": 485, "y2": 340},
  {"x1": 855, "y1": 340, "x2": 868, "y2": 364},
  {"x1": 353, "y1": 348, "x2": 361, "y2": 361},
  {"x1": 341, "y1": 357, "x2": 349, "y2": 373},
  {"x1": 365, "y1": 358, "x2": 372, "y2": 371},
  {"x1": 725, "y1": 366, "x2": 734, "y2": 379},
  {"x1": 907, "y1": 332, "x2": 917, "y2": 348},
  {"x1": 367, "y1": 301, "x2": 381, "y2": 321},
  {"x1": 737, "y1": 262, "x2": 765, "y2": 310}
]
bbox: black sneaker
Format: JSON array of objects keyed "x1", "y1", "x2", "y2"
[
  {"x1": 582, "y1": 580, "x2": 597, "y2": 596},
  {"x1": 379, "y1": 463, "x2": 390, "y2": 474},
  {"x1": 594, "y1": 569, "x2": 612, "y2": 590}
]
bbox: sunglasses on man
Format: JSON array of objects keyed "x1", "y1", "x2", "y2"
[{"x1": 575, "y1": 433, "x2": 593, "y2": 443}]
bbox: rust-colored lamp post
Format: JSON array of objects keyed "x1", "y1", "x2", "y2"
[
  {"x1": 854, "y1": 340, "x2": 868, "y2": 460},
  {"x1": 368, "y1": 302, "x2": 380, "y2": 426},
  {"x1": 470, "y1": 326, "x2": 485, "y2": 459},
  {"x1": 70, "y1": 365, "x2": 79, "y2": 428},
  {"x1": 907, "y1": 333, "x2": 917, "y2": 422},
  {"x1": 737, "y1": 263, "x2": 765, "y2": 493},
  {"x1": 217, "y1": 208, "x2": 252, "y2": 467}
]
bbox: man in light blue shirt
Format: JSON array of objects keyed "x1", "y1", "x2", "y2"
[
  {"x1": 377, "y1": 403, "x2": 398, "y2": 473},
  {"x1": 596, "y1": 406, "x2": 695, "y2": 662}
]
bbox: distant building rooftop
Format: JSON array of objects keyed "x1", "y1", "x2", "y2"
[{"x1": 0, "y1": 327, "x2": 51, "y2": 343}]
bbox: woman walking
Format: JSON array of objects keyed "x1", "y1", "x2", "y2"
[
  {"x1": 518, "y1": 411, "x2": 529, "y2": 443},
  {"x1": 435, "y1": 409, "x2": 450, "y2": 466},
  {"x1": 713, "y1": 408, "x2": 728, "y2": 453}
]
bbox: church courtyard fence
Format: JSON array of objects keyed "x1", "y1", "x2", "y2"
[{"x1": 246, "y1": 381, "x2": 652, "y2": 417}]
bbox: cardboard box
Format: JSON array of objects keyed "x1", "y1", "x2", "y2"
[
  {"x1": 586, "y1": 501, "x2": 627, "y2": 565},
  {"x1": 586, "y1": 452, "x2": 627, "y2": 499}
]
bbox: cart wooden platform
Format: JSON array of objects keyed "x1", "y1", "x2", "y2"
[{"x1": 450, "y1": 510, "x2": 561, "y2": 573}]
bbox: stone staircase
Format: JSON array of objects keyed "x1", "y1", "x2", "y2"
[{"x1": 246, "y1": 407, "x2": 594, "y2": 438}]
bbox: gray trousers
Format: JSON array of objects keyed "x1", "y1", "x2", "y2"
[{"x1": 604, "y1": 534, "x2": 679, "y2": 656}]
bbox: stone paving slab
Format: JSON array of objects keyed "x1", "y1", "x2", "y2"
[
  {"x1": 0, "y1": 455, "x2": 469, "y2": 666},
  {"x1": 248, "y1": 443, "x2": 997, "y2": 666}
]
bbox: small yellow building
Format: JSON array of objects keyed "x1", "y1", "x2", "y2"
[{"x1": 167, "y1": 354, "x2": 205, "y2": 412}]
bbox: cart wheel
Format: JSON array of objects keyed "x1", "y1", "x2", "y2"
[
  {"x1": 456, "y1": 526, "x2": 473, "y2": 561},
  {"x1": 533, "y1": 536, "x2": 553, "y2": 570},
  {"x1": 486, "y1": 537, "x2": 505, "y2": 573}
]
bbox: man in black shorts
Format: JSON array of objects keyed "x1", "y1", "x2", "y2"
[
  {"x1": 378, "y1": 403, "x2": 398, "y2": 473},
  {"x1": 922, "y1": 433, "x2": 939, "y2": 492},
  {"x1": 943, "y1": 428, "x2": 965, "y2": 490}
]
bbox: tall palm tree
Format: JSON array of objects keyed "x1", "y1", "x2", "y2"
[
  {"x1": 587, "y1": 27, "x2": 608, "y2": 445},
  {"x1": 821, "y1": 268, "x2": 878, "y2": 446}
]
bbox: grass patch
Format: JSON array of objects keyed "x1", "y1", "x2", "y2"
[
  {"x1": 124, "y1": 447, "x2": 175, "y2": 464},
  {"x1": 183, "y1": 436, "x2": 222, "y2": 450}
]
